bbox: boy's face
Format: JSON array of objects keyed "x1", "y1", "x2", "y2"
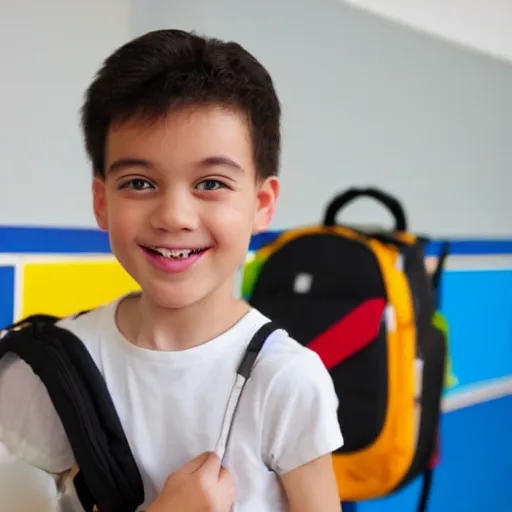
[{"x1": 93, "y1": 105, "x2": 279, "y2": 309}]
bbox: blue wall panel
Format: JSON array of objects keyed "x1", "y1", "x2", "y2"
[
  {"x1": 0, "y1": 226, "x2": 111, "y2": 254},
  {"x1": 0, "y1": 266, "x2": 15, "y2": 329},
  {"x1": 441, "y1": 269, "x2": 512, "y2": 388},
  {"x1": 2, "y1": 225, "x2": 512, "y2": 256},
  {"x1": 357, "y1": 396, "x2": 512, "y2": 512}
]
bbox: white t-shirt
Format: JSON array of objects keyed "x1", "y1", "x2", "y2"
[{"x1": 0, "y1": 297, "x2": 343, "y2": 511}]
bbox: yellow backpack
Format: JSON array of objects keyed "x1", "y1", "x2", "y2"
[{"x1": 242, "y1": 188, "x2": 448, "y2": 509}]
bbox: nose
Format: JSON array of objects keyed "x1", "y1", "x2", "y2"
[{"x1": 149, "y1": 189, "x2": 199, "y2": 233}]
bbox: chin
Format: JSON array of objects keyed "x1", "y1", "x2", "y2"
[{"x1": 143, "y1": 283, "x2": 213, "y2": 311}]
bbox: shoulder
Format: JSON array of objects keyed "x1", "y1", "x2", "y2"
[
  {"x1": 246, "y1": 309, "x2": 344, "y2": 474},
  {"x1": 0, "y1": 297, "x2": 122, "y2": 473},
  {"x1": 250, "y1": 311, "x2": 335, "y2": 397},
  {"x1": 56, "y1": 299, "x2": 116, "y2": 345}
]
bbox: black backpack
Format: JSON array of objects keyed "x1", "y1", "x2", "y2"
[
  {"x1": 0, "y1": 313, "x2": 278, "y2": 512},
  {"x1": 241, "y1": 187, "x2": 449, "y2": 511}
]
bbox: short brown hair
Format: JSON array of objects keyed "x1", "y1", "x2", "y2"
[{"x1": 81, "y1": 29, "x2": 281, "y2": 180}]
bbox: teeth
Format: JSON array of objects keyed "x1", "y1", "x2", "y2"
[{"x1": 154, "y1": 248, "x2": 197, "y2": 259}]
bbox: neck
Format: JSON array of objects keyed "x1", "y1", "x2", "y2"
[{"x1": 116, "y1": 284, "x2": 251, "y2": 351}]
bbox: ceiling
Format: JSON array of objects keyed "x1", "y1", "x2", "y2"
[{"x1": 339, "y1": 0, "x2": 512, "y2": 64}]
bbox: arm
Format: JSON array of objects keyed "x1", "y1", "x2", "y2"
[
  {"x1": 0, "y1": 354, "x2": 74, "y2": 473},
  {"x1": 280, "y1": 453, "x2": 341, "y2": 512},
  {"x1": 0, "y1": 455, "x2": 61, "y2": 511},
  {"x1": 0, "y1": 354, "x2": 75, "y2": 510},
  {"x1": 261, "y1": 350, "x2": 344, "y2": 512}
]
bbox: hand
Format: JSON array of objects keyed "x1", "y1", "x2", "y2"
[{"x1": 147, "y1": 452, "x2": 235, "y2": 512}]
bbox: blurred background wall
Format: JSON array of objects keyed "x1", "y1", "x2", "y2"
[{"x1": 2, "y1": 0, "x2": 511, "y2": 236}]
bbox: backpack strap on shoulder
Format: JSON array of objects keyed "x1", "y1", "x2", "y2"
[
  {"x1": 237, "y1": 321, "x2": 278, "y2": 379},
  {"x1": 215, "y1": 321, "x2": 279, "y2": 461},
  {"x1": 0, "y1": 316, "x2": 145, "y2": 512}
]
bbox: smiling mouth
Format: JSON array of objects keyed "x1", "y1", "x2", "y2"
[{"x1": 142, "y1": 246, "x2": 209, "y2": 260}]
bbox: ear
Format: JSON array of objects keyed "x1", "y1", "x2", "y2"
[
  {"x1": 253, "y1": 177, "x2": 279, "y2": 234},
  {"x1": 92, "y1": 177, "x2": 108, "y2": 231}
]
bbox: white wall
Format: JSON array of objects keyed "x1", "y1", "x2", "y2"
[
  {"x1": 132, "y1": 0, "x2": 511, "y2": 237},
  {"x1": 1, "y1": 0, "x2": 511, "y2": 238},
  {"x1": 340, "y1": 0, "x2": 512, "y2": 64},
  {"x1": 1, "y1": 0, "x2": 131, "y2": 228}
]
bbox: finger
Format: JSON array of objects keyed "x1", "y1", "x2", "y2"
[
  {"x1": 176, "y1": 452, "x2": 211, "y2": 475},
  {"x1": 218, "y1": 467, "x2": 236, "y2": 502},
  {"x1": 218, "y1": 466, "x2": 230, "y2": 482},
  {"x1": 194, "y1": 451, "x2": 222, "y2": 476}
]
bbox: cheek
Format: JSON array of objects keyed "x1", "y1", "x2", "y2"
[
  {"x1": 106, "y1": 198, "x2": 143, "y2": 238},
  {"x1": 206, "y1": 200, "x2": 255, "y2": 242}
]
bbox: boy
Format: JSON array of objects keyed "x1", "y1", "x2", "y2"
[{"x1": 0, "y1": 29, "x2": 343, "y2": 511}]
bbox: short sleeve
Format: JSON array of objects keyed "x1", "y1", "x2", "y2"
[
  {"x1": 262, "y1": 350, "x2": 344, "y2": 475},
  {"x1": 0, "y1": 353, "x2": 74, "y2": 473}
]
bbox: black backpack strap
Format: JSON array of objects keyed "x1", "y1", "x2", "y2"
[
  {"x1": 430, "y1": 240, "x2": 450, "y2": 310},
  {"x1": 215, "y1": 321, "x2": 279, "y2": 460},
  {"x1": 0, "y1": 317, "x2": 145, "y2": 512},
  {"x1": 237, "y1": 322, "x2": 278, "y2": 378},
  {"x1": 417, "y1": 468, "x2": 434, "y2": 512},
  {"x1": 431, "y1": 241, "x2": 450, "y2": 291}
]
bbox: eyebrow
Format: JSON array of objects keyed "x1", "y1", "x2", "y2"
[
  {"x1": 107, "y1": 156, "x2": 244, "y2": 174},
  {"x1": 199, "y1": 156, "x2": 244, "y2": 173},
  {"x1": 108, "y1": 158, "x2": 153, "y2": 174}
]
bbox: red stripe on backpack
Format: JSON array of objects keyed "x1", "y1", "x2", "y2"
[{"x1": 308, "y1": 298, "x2": 386, "y2": 370}]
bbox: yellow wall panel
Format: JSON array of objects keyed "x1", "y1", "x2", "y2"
[{"x1": 21, "y1": 259, "x2": 140, "y2": 319}]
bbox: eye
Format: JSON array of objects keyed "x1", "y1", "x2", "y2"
[
  {"x1": 196, "y1": 179, "x2": 228, "y2": 192},
  {"x1": 119, "y1": 178, "x2": 154, "y2": 190}
]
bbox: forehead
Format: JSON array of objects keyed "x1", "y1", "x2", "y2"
[{"x1": 105, "y1": 105, "x2": 255, "y2": 173}]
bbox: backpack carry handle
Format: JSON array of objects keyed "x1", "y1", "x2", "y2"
[{"x1": 323, "y1": 187, "x2": 407, "y2": 232}]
